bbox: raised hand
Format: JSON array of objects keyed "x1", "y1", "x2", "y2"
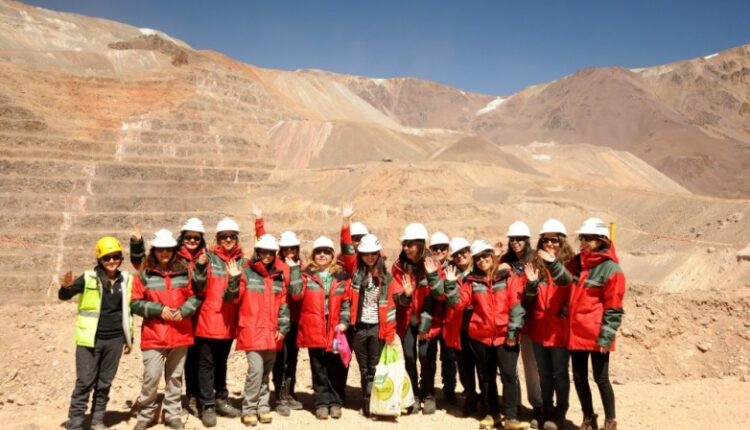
[
  {"x1": 444, "y1": 265, "x2": 458, "y2": 282},
  {"x1": 197, "y1": 251, "x2": 208, "y2": 266},
  {"x1": 227, "y1": 259, "x2": 241, "y2": 277},
  {"x1": 494, "y1": 241, "x2": 505, "y2": 257},
  {"x1": 424, "y1": 257, "x2": 437, "y2": 274},
  {"x1": 524, "y1": 262, "x2": 539, "y2": 282},
  {"x1": 402, "y1": 274, "x2": 415, "y2": 297},
  {"x1": 285, "y1": 256, "x2": 298, "y2": 267},
  {"x1": 129, "y1": 220, "x2": 142, "y2": 241},
  {"x1": 537, "y1": 249, "x2": 555, "y2": 263},
  {"x1": 61, "y1": 271, "x2": 74, "y2": 288},
  {"x1": 498, "y1": 262, "x2": 512, "y2": 272},
  {"x1": 342, "y1": 203, "x2": 354, "y2": 225},
  {"x1": 251, "y1": 205, "x2": 262, "y2": 219}
]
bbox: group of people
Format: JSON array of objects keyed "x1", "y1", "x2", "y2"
[{"x1": 59, "y1": 205, "x2": 625, "y2": 430}]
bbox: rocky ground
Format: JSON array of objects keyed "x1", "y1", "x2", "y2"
[{"x1": 1, "y1": 284, "x2": 748, "y2": 429}]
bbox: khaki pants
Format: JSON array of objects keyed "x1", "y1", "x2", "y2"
[
  {"x1": 136, "y1": 347, "x2": 188, "y2": 424},
  {"x1": 242, "y1": 350, "x2": 276, "y2": 415}
]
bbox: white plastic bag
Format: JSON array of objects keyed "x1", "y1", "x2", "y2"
[{"x1": 370, "y1": 344, "x2": 414, "y2": 416}]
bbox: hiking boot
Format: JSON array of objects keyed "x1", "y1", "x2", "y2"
[
  {"x1": 422, "y1": 396, "x2": 437, "y2": 415},
  {"x1": 164, "y1": 417, "x2": 184, "y2": 430},
  {"x1": 241, "y1": 414, "x2": 258, "y2": 427},
  {"x1": 315, "y1": 406, "x2": 329, "y2": 420},
  {"x1": 286, "y1": 396, "x2": 303, "y2": 410},
  {"x1": 187, "y1": 396, "x2": 200, "y2": 417},
  {"x1": 530, "y1": 406, "x2": 543, "y2": 429},
  {"x1": 275, "y1": 398, "x2": 291, "y2": 416},
  {"x1": 543, "y1": 406, "x2": 566, "y2": 430},
  {"x1": 505, "y1": 419, "x2": 531, "y2": 430},
  {"x1": 444, "y1": 390, "x2": 457, "y2": 404},
  {"x1": 91, "y1": 423, "x2": 108, "y2": 430},
  {"x1": 603, "y1": 419, "x2": 617, "y2": 430},
  {"x1": 216, "y1": 398, "x2": 240, "y2": 418},
  {"x1": 133, "y1": 421, "x2": 149, "y2": 430},
  {"x1": 462, "y1": 393, "x2": 478, "y2": 416},
  {"x1": 258, "y1": 412, "x2": 273, "y2": 424},
  {"x1": 479, "y1": 414, "x2": 495, "y2": 430},
  {"x1": 330, "y1": 404, "x2": 342, "y2": 419},
  {"x1": 579, "y1": 414, "x2": 599, "y2": 430},
  {"x1": 201, "y1": 406, "x2": 217, "y2": 428}
]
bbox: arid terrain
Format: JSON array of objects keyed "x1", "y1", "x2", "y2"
[{"x1": 0, "y1": 0, "x2": 749, "y2": 428}]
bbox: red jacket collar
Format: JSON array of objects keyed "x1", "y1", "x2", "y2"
[
  {"x1": 212, "y1": 245, "x2": 243, "y2": 262},
  {"x1": 580, "y1": 244, "x2": 619, "y2": 269}
]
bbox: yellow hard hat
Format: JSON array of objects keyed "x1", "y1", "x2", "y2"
[{"x1": 95, "y1": 236, "x2": 123, "y2": 259}]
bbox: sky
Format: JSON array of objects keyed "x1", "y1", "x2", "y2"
[{"x1": 23, "y1": 0, "x2": 750, "y2": 96}]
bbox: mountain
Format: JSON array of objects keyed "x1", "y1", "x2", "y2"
[{"x1": 0, "y1": 0, "x2": 748, "y2": 299}]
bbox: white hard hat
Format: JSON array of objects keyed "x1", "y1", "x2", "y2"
[
  {"x1": 351, "y1": 222, "x2": 369, "y2": 237},
  {"x1": 216, "y1": 217, "x2": 240, "y2": 233},
  {"x1": 539, "y1": 218, "x2": 567, "y2": 236},
  {"x1": 357, "y1": 234, "x2": 382, "y2": 253},
  {"x1": 449, "y1": 237, "x2": 471, "y2": 256},
  {"x1": 151, "y1": 229, "x2": 178, "y2": 248},
  {"x1": 313, "y1": 236, "x2": 335, "y2": 250},
  {"x1": 181, "y1": 217, "x2": 205, "y2": 233},
  {"x1": 430, "y1": 232, "x2": 450, "y2": 246},
  {"x1": 576, "y1": 217, "x2": 610, "y2": 238},
  {"x1": 278, "y1": 231, "x2": 301, "y2": 247},
  {"x1": 470, "y1": 240, "x2": 494, "y2": 257},
  {"x1": 506, "y1": 221, "x2": 531, "y2": 237},
  {"x1": 400, "y1": 223, "x2": 429, "y2": 241},
  {"x1": 255, "y1": 234, "x2": 279, "y2": 251}
]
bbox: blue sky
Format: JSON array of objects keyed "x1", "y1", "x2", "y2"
[{"x1": 24, "y1": 0, "x2": 750, "y2": 95}]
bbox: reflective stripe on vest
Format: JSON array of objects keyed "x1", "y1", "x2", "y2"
[{"x1": 74, "y1": 270, "x2": 134, "y2": 348}]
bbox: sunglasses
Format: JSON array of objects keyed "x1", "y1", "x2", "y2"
[
  {"x1": 508, "y1": 237, "x2": 527, "y2": 243},
  {"x1": 257, "y1": 249, "x2": 275, "y2": 256},
  {"x1": 579, "y1": 235, "x2": 599, "y2": 242},
  {"x1": 183, "y1": 235, "x2": 202, "y2": 243},
  {"x1": 430, "y1": 245, "x2": 449, "y2": 252},
  {"x1": 473, "y1": 252, "x2": 494, "y2": 261},
  {"x1": 314, "y1": 249, "x2": 334, "y2": 256},
  {"x1": 100, "y1": 254, "x2": 123, "y2": 262},
  {"x1": 218, "y1": 234, "x2": 238, "y2": 242},
  {"x1": 541, "y1": 237, "x2": 561, "y2": 244},
  {"x1": 451, "y1": 248, "x2": 470, "y2": 259}
]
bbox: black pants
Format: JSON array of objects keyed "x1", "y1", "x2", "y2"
[
  {"x1": 184, "y1": 344, "x2": 200, "y2": 400},
  {"x1": 457, "y1": 328, "x2": 482, "y2": 398},
  {"x1": 352, "y1": 322, "x2": 383, "y2": 413},
  {"x1": 308, "y1": 348, "x2": 347, "y2": 407},
  {"x1": 67, "y1": 336, "x2": 124, "y2": 430},
  {"x1": 272, "y1": 321, "x2": 300, "y2": 398},
  {"x1": 196, "y1": 337, "x2": 233, "y2": 407},
  {"x1": 438, "y1": 334, "x2": 457, "y2": 395},
  {"x1": 571, "y1": 350, "x2": 615, "y2": 420},
  {"x1": 532, "y1": 341, "x2": 570, "y2": 412},
  {"x1": 470, "y1": 339, "x2": 520, "y2": 419},
  {"x1": 401, "y1": 323, "x2": 438, "y2": 399}
]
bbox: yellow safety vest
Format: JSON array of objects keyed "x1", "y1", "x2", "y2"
[{"x1": 74, "y1": 270, "x2": 134, "y2": 348}]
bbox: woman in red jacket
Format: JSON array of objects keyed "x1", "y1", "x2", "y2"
[
  {"x1": 225, "y1": 233, "x2": 292, "y2": 426},
  {"x1": 391, "y1": 222, "x2": 445, "y2": 415},
  {"x1": 524, "y1": 219, "x2": 575, "y2": 430},
  {"x1": 346, "y1": 232, "x2": 398, "y2": 417},
  {"x1": 444, "y1": 240, "x2": 528, "y2": 430},
  {"x1": 538, "y1": 218, "x2": 625, "y2": 430},
  {"x1": 131, "y1": 229, "x2": 202, "y2": 430},
  {"x1": 194, "y1": 217, "x2": 245, "y2": 427},
  {"x1": 289, "y1": 234, "x2": 351, "y2": 420}
]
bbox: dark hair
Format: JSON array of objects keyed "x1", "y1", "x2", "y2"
[
  {"x1": 535, "y1": 234, "x2": 575, "y2": 265},
  {"x1": 399, "y1": 240, "x2": 428, "y2": 278},
  {"x1": 277, "y1": 246, "x2": 300, "y2": 263},
  {"x1": 357, "y1": 252, "x2": 387, "y2": 279},
  {"x1": 501, "y1": 237, "x2": 534, "y2": 271},
  {"x1": 471, "y1": 252, "x2": 499, "y2": 279},
  {"x1": 143, "y1": 246, "x2": 179, "y2": 271},
  {"x1": 177, "y1": 230, "x2": 206, "y2": 254}
]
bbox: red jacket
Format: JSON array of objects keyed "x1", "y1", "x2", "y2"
[
  {"x1": 349, "y1": 264, "x2": 398, "y2": 342},
  {"x1": 291, "y1": 267, "x2": 351, "y2": 350},
  {"x1": 523, "y1": 268, "x2": 570, "y2": 348},
  {"x1": 561, "y1": 245, "x2": 626, "y2": 351},
  {"x1": 194, "y1": 246, "x2": 244, "y2": 339},
  {"x1": 449, "y1": 270, "x2": 525, "y2": 347},
  {"x1": 131, "y1": 261, "x2": 201, "y2": 350},
  {"x1": 229, "y1": 256, "x2": 292, "y2": 351},
  {"x1": 391, "y1": 252, "x2": 446, "y2": 339},
  {"x1": 440, "y1": 267, "x2": 471, "y2": 350}
]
